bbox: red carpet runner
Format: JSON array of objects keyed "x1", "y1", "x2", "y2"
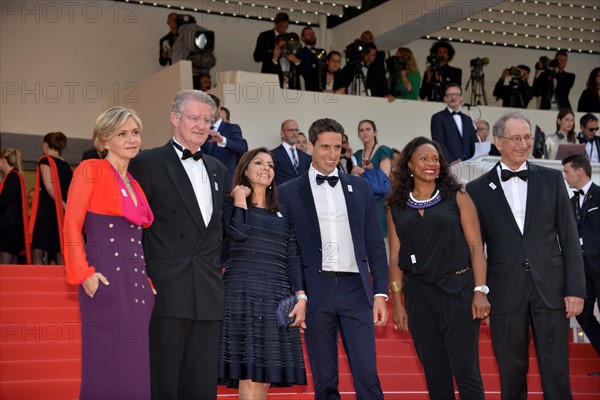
[{"x1": 1, "y1": 265, "x2": 598, "y2": 399}]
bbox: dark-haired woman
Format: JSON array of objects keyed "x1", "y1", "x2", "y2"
[
  {"x1": 545, "y1": 109, "x2": 576, "y2": 160},
  {"x1": 0, "y1": 148, "x2": 28, "y2": 264},
  {"x1": 387, "y1": 137, "x2": 489, "y2": 400},
  {"x1": 29, "y1": 131, "x2": 73, "y2": 265},
  {"x1": 353, "y1": 119, "x2": 392, "y2": 237},
  {"x1": 577, "y1": 67, "x2": 600, "y2": 113},
  {"x1": 321, "y1": 51, "x2": 347, "y2": 94},
  {"x1": 218, "y1": 147, "x2": 306, "y2": 400}
]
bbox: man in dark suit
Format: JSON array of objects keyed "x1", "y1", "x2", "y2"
[
  {"x1": 253, "y1": 12, "x2": 289, "y2": 73},
  {"x1": 129, "y1": 90, "x2": 227, "y2": 400},
  {"x1": 562, "y1": 154, "x2": 600, "y2": 362},
  {"x1": 271, "y1": 119, "x2": 311, "y2": 187},
  {"x1": 343, "y1": 43, "x2": 393, "y2": 100},
  {"x1": 297, "y1": 27, "x2": 325, "y2": 92},
  {"x1": 201, "y1": 95, "x2": 247, "y2": 192},
  {"x1": 419, "y1": 40, "x2": 462, "y2": 102},
  {"x1": 577, "y1": 113, "x2": 600, "y2": 163},
  {"x1": 533, "y1": 50, "x2": 576, "y2": 110},
  {"x1": 466, "y1": 111, "x2": 585, "y2": 400},
  {"x1": 278, "y1": 118, "x2": 388, "y2": 400},
  {"x1": 262, "y1": 34, "x2": 302, "y2": 90},
  {"x1": 431, "y1": 83, "x2": 478, "y2": 165}
]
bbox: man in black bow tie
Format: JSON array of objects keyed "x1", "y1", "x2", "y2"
[
  {"x1": 562, "y1": 154, "x2": 600, "y2": 372},
  {"x1": 466, "y1": 111, "x2": 585, "y2": 400},
  {"x1": 130, "y1": 90, "x2": 227, "y2": 399},
  {"x1": 278, "y1": 118, "x2": 388, "y2": 400},
  {"x1": 431, "y1": 83, "x2": 477, "y2": 165}
]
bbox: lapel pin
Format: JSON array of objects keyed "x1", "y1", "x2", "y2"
[
  {"x1": 489, "y1": 182, "x2": 497, "y2": 190},
  {"x1": 277, "y1": 211, "x2": 283, "y2": 218},
  {"x1": 214, "y1": 182, "x2": 219, "y2": 191},
  {"x1": 347, "y1": 185, "x2": 353, "y2": 192}
]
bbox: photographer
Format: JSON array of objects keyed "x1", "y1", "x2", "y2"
[
  {"x1": 297, "y1": 27, "x2": 325, "y2": 92},
  {"x1": 158, "y1": 13, "x2": 178, "y2": 66},
  {"x1": 342, "y1": 42, "x2": 393, "y2": 100},
  {"x1": 262, "y1": 34, "x2": 301, "y2": 90},
  {"x1": 533, "y1": 50, "x2": 575, "y2": 110},
  {"x1": 388, "y1": 47, "x2": 421, "y2": 100},
  {"x1": 493, "y1": 65, "x2": 534, "y2": 108},
  {"x1": 253, "y1": 12, "x2": 289, "y2": 73},
  {"x1": 419, "y1": 40, "x2": 462, "y2": 102}
]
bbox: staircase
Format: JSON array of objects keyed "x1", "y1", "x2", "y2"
[{"x1": 1, "y1": 265, "x2": 599, "y2": 399}]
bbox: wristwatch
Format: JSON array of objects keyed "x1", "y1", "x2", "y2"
[
  {"x1": 296, "y1": 294, "x2": 308, "y2": 302},
  {"x1": 474, "y1": 285, "x2": 490, "y2": 295}
]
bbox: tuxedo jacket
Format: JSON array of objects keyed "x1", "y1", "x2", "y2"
[
  {"x1": 572, "y1": 182, "x2": 600, "y2": 275},
  {"x1": 298, "y1": 46, "x2": 324, "y2": 92},
  {"x1": 278, "y1": 172, "x2": 388, "y2": 312},
  {"x1": 271, "y1": 144, "x2": 311, "y2": 187},
  {"x1": 419, "y1": 64, "x2": 462, "y2": 101},
  {"x1": 201, "y1": 121, "x2": 247, "y2": 192},
  {"x1": 129, "y1": 142, "x2": 227, "y2": 320},
  {"x1": 254, "y1": 29, "x2": 276, "y2": 72},
  {"x1": 466, "y1": 162, "x2": 585, "y2": 315},
  {"x1": 431, "y1": 109, "x2": 478, "y2": 164},
  {"x1": 262, "y1": 58, "x2": 302, "y2": 90}
]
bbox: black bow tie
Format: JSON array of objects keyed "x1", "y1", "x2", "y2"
[
  {"x1": 316, "y1": 174, "x2": 339, "y2": 187},
  {"x1": 172, "y1": 141, "x2": 202, "y2": 161},
  {"x1": 573, "y1": 189, "x2": 585, "y2": 197},
  {"x1": 501, "y1": 169, "x2": 528, "y2": 182},
  {"x1": 451, "y1": 111, "x2": 461, "y2": 116}
]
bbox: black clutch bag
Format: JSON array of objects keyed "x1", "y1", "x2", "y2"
[{"x1": 275, "y1": 295, "x2": 297, "y2": 328}]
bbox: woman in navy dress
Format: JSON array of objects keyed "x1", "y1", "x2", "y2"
[
  {"x1": 218, "y1": 147, "x2": 307, "y2": 400},
  {"x1": 64, "y1": 107, "x2": 154, "y2": 399}
]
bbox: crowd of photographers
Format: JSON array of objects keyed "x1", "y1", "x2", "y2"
[{"x1": 159, "y1": 12, "x2": 599, "y2": 113}]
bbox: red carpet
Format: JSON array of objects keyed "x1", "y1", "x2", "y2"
[{"x1": 1, "y1": 265, "x2": 599, "y2": 399}]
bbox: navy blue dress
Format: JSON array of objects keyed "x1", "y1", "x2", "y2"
[{"x1": 218, "y1": 197, "x2": 306, "y2": 387}]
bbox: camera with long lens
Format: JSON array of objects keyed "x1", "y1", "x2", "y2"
[
  {"x1": 277, "y1": 33, "x2": 301, "y2": 56},
  {"x1": 345, "y1": 39, "x2": 367, "y2": 64},
  {"x1": 426, "y1": 54, "x2": 444, "y2": 70},
  {"x1": 386, "y1": 55, "x2": 409, "y2": 74},
  {"x1": 470, "y1": 57, "x2": 489, "y2": 68}
]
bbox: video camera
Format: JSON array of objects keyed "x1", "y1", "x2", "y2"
[
  {"x1": 345, "y1": 39, "x2": 368, "y2": 64},
  {"x1": 171, "y1": 14, "x2": 216, "y2": 75},
  {"x1": 277, "y1": 33, "x2": 301, "y2": 56},
  {"x1": 470, "y1": 57, "x2": 489, "y2": 68},
  {"x1": 508, "y1": 66, "x2": 523, "y2": 78},
  {"x1": 426, "y1": 54, "x2": 445, "y2": 70},
  {"x1": 386, "y1": 55, "x2": 409, "y2": 74},
  {"x1": 535, "y1": 56, "x2": 559, "y2": 72}
]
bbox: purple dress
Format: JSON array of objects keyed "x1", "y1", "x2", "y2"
[{"x1": 77, "y1": 174, "x2": 154, "y2": 399}]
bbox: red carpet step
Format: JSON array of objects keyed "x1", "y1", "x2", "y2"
[{"x1": 1, "y1": 265, "x2": 599, "y2": 399}]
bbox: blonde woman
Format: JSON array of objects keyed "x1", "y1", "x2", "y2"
[{"x1": 0, "y1": 148, "x2": 28, "y2": 264}]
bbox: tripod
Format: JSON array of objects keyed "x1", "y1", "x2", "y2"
[
  {"x1": 509, "y1": 79, "x2": 525, "y2": 108},
  {"x1": 466, "y1": 65, "x2": 488, "y2": 106},
  {"x1": 349, "y1": 62, "x2": 369, "y2": 96}
]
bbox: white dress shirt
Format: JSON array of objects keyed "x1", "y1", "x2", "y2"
[
  {"x1": 308, "y1": 166, "x2": 359, "y2": 273},
  {"x1": 211, "y1": 119, "x2": 227, "y2": 147},
  {"x1": 172, "y1": 138, "x2": 213, "y2": 226},
  {"x1": 498, "y1": 162, "x2": 528, "y2": 234},
  {"x1": 281, "y1": 142, "x2": 298, "y2": 166},
  {"x1": 448, "y1": 107, "x2": 463, "y2": 137},
  {"x1": 585, "y1": 140, "x2": 599, "y2": 162}
]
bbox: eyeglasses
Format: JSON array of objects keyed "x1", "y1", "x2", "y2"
[
  {"x1": 477, "y1": 127, "x2": 489, "y2": 131},
  {"x1": 180, "y1": 113, "x2": 212, "y2": 127},
  {"x1": 587, "y1": 127, "x2": 599, "y2": 132},
  {"x1": 498, "y1": 135, "x2": 534, "y2": 144},
  {"x1": 444, "y1": 93, "x2": 462, "y2": 98},
  {"x1": 284, "y1": 128, "x2": 299, "y2": 133}
]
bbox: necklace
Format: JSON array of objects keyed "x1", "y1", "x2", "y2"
[{"x1": 407, "y1": 189, "x2": 442, "y2": 209}]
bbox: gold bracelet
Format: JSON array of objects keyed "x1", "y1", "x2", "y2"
[{"x1": 389, "y1": 281, "x2": 403, "y2": 293}]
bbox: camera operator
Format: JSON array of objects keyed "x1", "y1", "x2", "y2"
[
  {"x1": 262, "y1": 33, "x2": 301, "y2": 90},
  {"x1": 297, "y1": 27, "x2": 325, "y2": 92},
  {"x1": 533, "y1": 50, "x2": 575, "y2": 110},
  {"x1": 419, "y1": 40, "x2": 462, "y2": 102},
  {"x1": 342, "y1": 42, "x2": 394, "y2": 101},
  {"x1": 253, "y1": 12, "x2": 289, "y2": 73},
  {"x1": 159, "y1": 13, "x2": 178, "y2": 66},
  {"x1": 492, "y1": 65, "x2": 533, "y2": 108},
  {"x1": 387, "y1": 47, "x2": 421, "y2": 100}
]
